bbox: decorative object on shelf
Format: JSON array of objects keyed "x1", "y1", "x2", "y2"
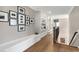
[
  {"x1": 9, "y1": 19, "x2": 17, "y2": 26},
  {"x1": 18, "y1": 25, "x2": 26, "y2": 32},
  {"x1": 9, "y1": 10, "x2": 17, "y2": 19},
  {"x1": 17, "y1": 6, "x2": 25, "y2": 14},
  {"x1": 26, "y1": 21, "x2": 30, "y2": 26},
  {"x1": 30, "y1": 17, "x2": 34, "y2": 24},
  {"x1": 26, "y1": 15, "x2": 30, "y2": 21},
  {"x1": 18, "y1": 13, "x2": 25, "y2": 25},
  {"x1": 35, "y1": 32, "x2": 39, "y2": 35},
  {"x1": 0, "y1": 11, "x2": 8, "y2": 22}
]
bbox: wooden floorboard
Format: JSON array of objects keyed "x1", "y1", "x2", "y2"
[{"x1": 24, "y1": 33, "x2": 79, "y2": 52}]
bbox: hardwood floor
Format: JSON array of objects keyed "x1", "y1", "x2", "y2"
[{"x1": 24, "y1": 33, "x2": 79, "y2": 52}]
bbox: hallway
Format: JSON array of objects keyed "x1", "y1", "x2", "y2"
[
  {"x1": 0, "y1": 6, "x2": 79, "y2": 52},
  {"x1": 24, "y1": 33, "x2": 79, "y2": 52}
]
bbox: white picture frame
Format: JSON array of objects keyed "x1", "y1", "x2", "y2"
[
  {"x1": 9, "y1": 10, "x2": 17, "y2": 19},
  {"x1": 17, "y1": 6, "x2": 25, "y2": 14},
  {"x1": 0, "y1": 11, "x2": 8, "y2": 22},
  {"x1": 9, "y1": 19, "x2": 17, "y2": 26},
  {"x1": 18, "y1": 13, "x2": 25, "y2": 25},
  {"x1": 26, "y1": 21, "x2": 30, "y2": 26},
  {"x1": 18, "y1": 25, "x2": 26, "y2": 32}
]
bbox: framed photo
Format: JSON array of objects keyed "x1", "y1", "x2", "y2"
[
  {"x1": 26, "y1": 21, "x2": 30, "y2": 26},
  {"x1": 26, "y1": 15, "x2": 30, "y2": 21},
  {"x1": 9, "y1": 10, "x2": 17, "y2": 19},
  {"x1": 30, "y1": 18, "x2": 34, "y2": 24},
  {"x1": 17, "y1": 6, "x2": 25, "y2": 14},
  {"x1": 18, "y1": 25, "x2": 26, "y2": 32},
  {"x1": 0, "y1": 11, "x2": 8, "y2": 22},
  {"x1": 18, "y1": 13, "x2": 25, "y2": 25},
  {"x1": 41, "y1": 25, "x2": 46, "y2": 31},
  {"x1": 9, "y1": 19, "x2": 17, "y2": 26}
]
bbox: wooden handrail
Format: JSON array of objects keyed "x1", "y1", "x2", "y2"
[{"x1": 69, "y1": 32, "x2": 78, "y2": 45}]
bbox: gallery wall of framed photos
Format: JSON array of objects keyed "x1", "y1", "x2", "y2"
[{"x1": 0, "y1": 6, "x2": 35, "y2": 32}]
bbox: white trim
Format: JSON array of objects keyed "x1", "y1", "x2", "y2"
[
  {"x1": 68, "y1": 6, "x2": 75, "y2": 15},
  {"x1": 0, "y1": 32, "x2": 47, "y2": 52}
]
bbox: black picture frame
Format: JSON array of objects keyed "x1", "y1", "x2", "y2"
[
  {"x1": 18, "y1": 25, "x2": 26, "y2": 32},
  {"x1": 18, "y1": 13, "x2": 26, "y2": 25},
  {"x1": 17, "y1": 6, "x2": 25, "y2": 14},
  {"x1": 0, "y1": 11, "x2": 8, "y2": 22},
  {"x1": 30, "y1": 18, "x2": 34, "y2": 24},
  {"x1": 9, "y1": 10, "x2": 17, "y2": 19},
  {"x1": 26, "y1": 15, "x2": 30, "y2": 21},
  {"x1": 9, "y1": 18, "x2": 17, "y2": 26}
]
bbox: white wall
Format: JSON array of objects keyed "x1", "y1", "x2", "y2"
[
  {"x1": 34, "y1": 11, "x2": 41, "y2": 33},
  {"x1": 69, "y1": 6, "x2": 79, "y2": 42},
  {"x1": 0, "y1": 6, "x2": 49, "y2": 51},
  {"x1": 52, "y1": 15, "x2": 69, "y2": 45},
  {"x1": 0, "y1": 6, "x2": 36, "y2": 44},
  {"x1": 34, "y1": 11, "x2": 48, "y2": 33}
]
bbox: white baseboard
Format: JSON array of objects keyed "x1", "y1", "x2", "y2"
[{"x1": 0, "y1": 32, "x2": 47, "y2": 52}]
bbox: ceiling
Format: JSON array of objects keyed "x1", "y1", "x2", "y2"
[{"x1": 30, "y1": 6, "x2": 73, "y2": 15}]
